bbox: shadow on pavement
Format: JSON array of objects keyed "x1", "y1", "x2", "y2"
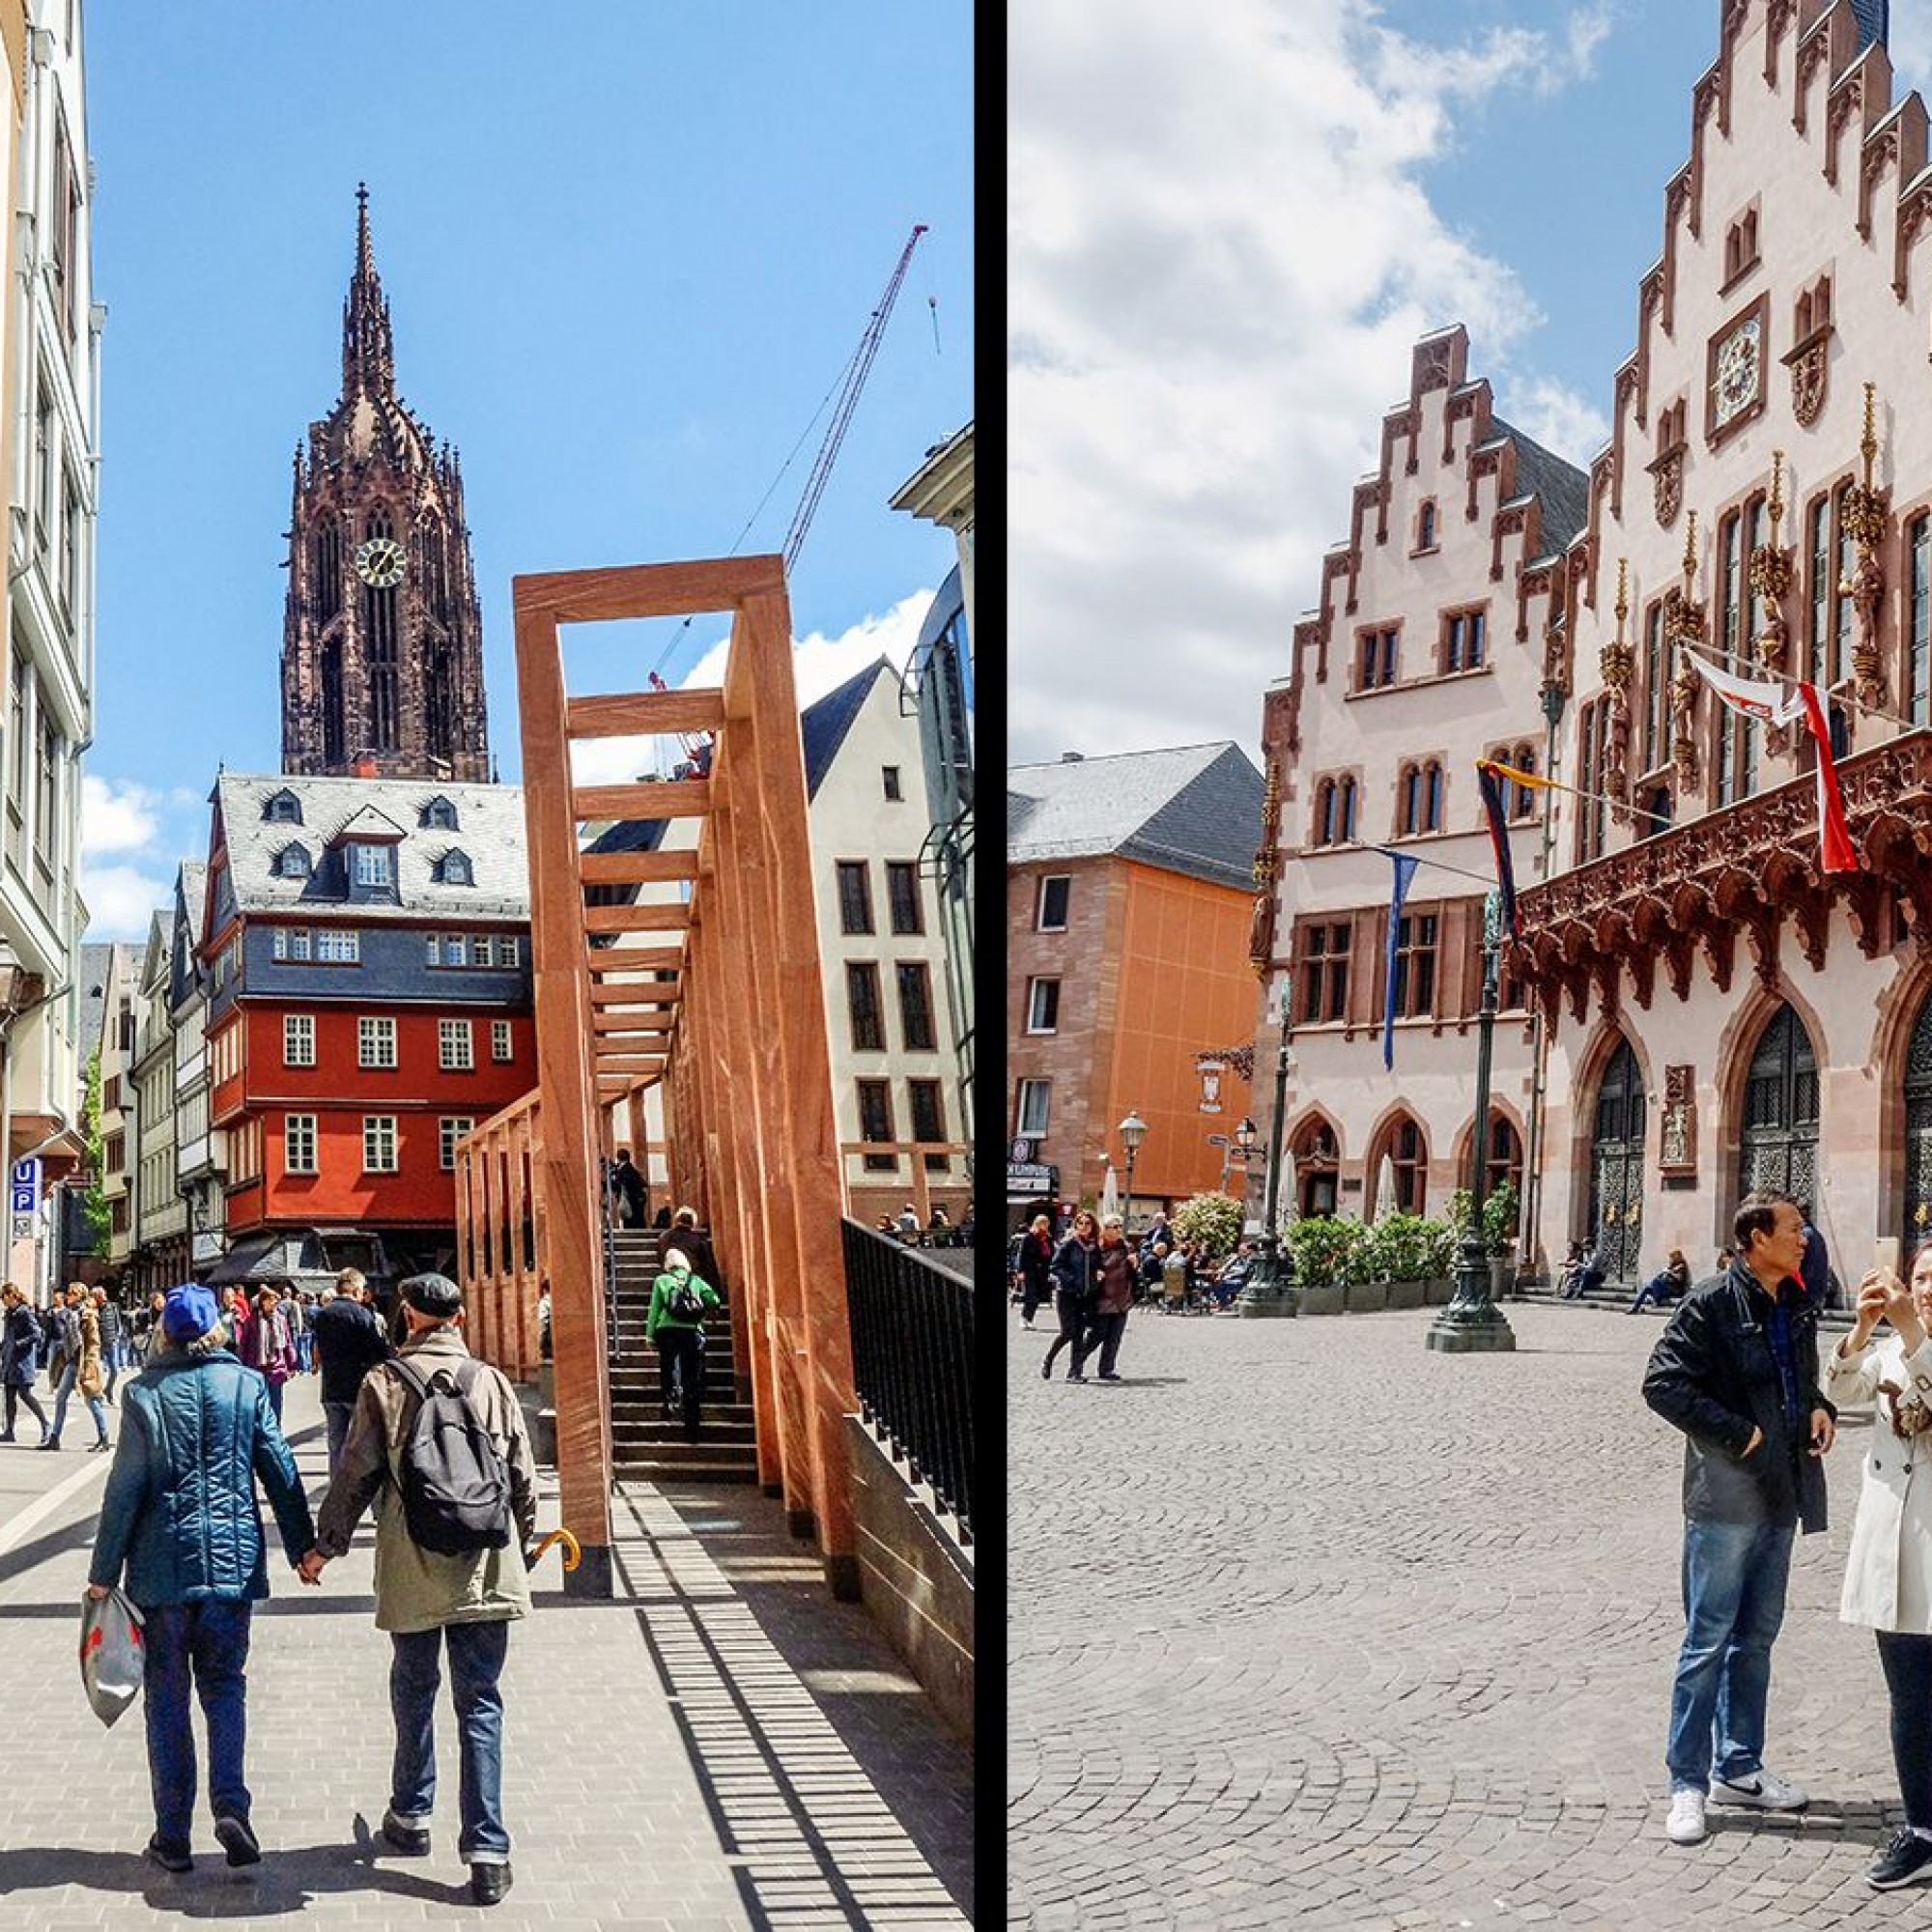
[{"x1": 0, "y1": 1828, "x2": 470, "y2": 1915}]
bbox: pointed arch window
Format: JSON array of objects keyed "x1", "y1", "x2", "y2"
[
  {"x1": 1739, "y1": 1003, "x2": 1820, "y2": 1211},
  {"x1": 363, "y1": 508, "x2": 401, "y2": 752},
  {"x1": 1371, "y1": 1114, "x2": 1428, "y2": 1216},
  {"x1": 1339, "y1": 776, "x2": 1357, "y2": 840},
  {"x1": 1315, "y1": 779, "x2": 1336, "y2": 848}
]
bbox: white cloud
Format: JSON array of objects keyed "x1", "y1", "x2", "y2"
[
  {"x1": 1009, "y1": 0, "x2": 1625, "y2": 765},
  {"x1": 80, "y1": 775, "x2": 161, "y2": 857},
  {"x1": 80, "y1": 862, "x2": 171, "y2": 941},
  {"x1": 1507, "y1": 376, "x2": 1611, "y2": 469},
  {"x1": 570, "y1": 589, "x2": 936, "y2": 789}
]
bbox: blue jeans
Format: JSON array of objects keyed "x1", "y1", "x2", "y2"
[
  {"x1": 389, "y1": 1619, "x2": 512, "y2": 1861},
  {"x1": 1665, "y1": 1516, "x2": 1796, "y2": 1793},
  {"x1": 49, "y1": 1362, "x2": 107, "y2": 1444},
  {"x1": 143, "y1": 1599, "x2": 254, "y2": 1848}
]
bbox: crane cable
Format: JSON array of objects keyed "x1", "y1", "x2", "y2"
[{"x1": 645, "y1": 222, "x2": 929, "y2": 686}]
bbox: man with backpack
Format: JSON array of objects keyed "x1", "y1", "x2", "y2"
[
  {"x1": 646, "y1": 1246, "x2": 722, "y2": 1439},
  {"x1": 301, "y1": 1271, "x2": 537, "y2": 1907}
]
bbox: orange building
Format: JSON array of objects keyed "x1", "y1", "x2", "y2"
[{"x1": 1006, "y1": 744, "x2": 1264, "y2": 1232}]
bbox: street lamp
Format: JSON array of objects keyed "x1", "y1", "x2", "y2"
[
  {"x1": 1118, "y1": 1110, "x2": 1148, "y2": 1236},
  {"x1": 1427, "y1": 890, "x2": 1518, "y2": 1353},
  {"x1": 1237, "y1": 982, "x2": 1297, "y2": 1317},
  {"x1": 1207, "y1": 1132, "x2": 1234, "y2": 1193}
]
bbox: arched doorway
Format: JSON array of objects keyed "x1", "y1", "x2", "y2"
[
  {"x1": 1903, "y1": 990, "x2": 1932, "y2": 1248},
  {"x1": 1587, "y1": 1039, "x2": 1645, "y2": 1282},
  {"x1": 1367, "y1": 1112, "x2": 1427, "y2": 1218},
  {"x1": 1290, "y1": 1114, "x2": 1340, "y2": 1219},
  {"x1": 1738, "y1": 1003, "x2": 1820, "y2": 1211}
]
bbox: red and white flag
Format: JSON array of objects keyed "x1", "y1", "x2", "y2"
[{"x1": 1681, "y1": 647, "x2": 1860, "y2": 873}]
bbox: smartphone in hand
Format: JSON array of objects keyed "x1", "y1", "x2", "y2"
[{"x1": 1876, "y1": 1236, "x2": 1903, "y2": 1281}]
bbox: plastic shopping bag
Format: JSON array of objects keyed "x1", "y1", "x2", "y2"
[{"x1": 78, "y1": 1586, "x2": 146, "y2": 1727}]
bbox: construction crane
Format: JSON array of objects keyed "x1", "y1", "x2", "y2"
[{"x1": 649, "y1": 221, "x2": 930, "y2": 767}]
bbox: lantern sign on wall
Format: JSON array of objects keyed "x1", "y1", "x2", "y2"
[{"x1": 1197, "y1": 1057, "x2": 1225, "y2": 1114}]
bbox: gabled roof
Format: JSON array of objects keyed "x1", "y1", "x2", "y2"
[
  {"x1": 1489, "y1": 414, "x2": 1589, "y2": 554},
  {"x1": 329, "y1": 804, "x2": 407, "y2": 844},
  {"x1": 76, "y1": 942, "x2": 115, "y2": 1067},
  {"x1": 801, "y1": 657, "x2": 893, "y2": 800},
  {"x1": 177, "y1": 861, "x2": 209, "y2": 948},
  {"x1": 1006, "y1": 742, "x2": 1264, "y2": 891},
  {"x1": 213, "y1": 773, "x2": 528, "y2": 921}
]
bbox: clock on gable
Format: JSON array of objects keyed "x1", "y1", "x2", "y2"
[{"x1": 1707, "y1": 297, "x2": 1768, "y2": 442}]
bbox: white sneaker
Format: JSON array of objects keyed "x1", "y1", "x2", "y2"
[
  {"x1": 1711, "y1": 1768, "x2": 1807, "y2": 1811},
  {"x1": 1665, "y1": 1789, "x2": 1708, "y2": 1844}
]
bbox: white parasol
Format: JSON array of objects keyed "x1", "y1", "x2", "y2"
[
  {"x1": 1099, "y1": 1161, "x2": 1120, "y2": 1222},
  {"x1": 1377, "y1": 1152, "x2": 1397, "y2": 1220},
  {"x1": 1277, "y1": 1149, "x2": 1297, "y2": 1231}
]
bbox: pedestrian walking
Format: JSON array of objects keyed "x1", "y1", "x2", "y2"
[
  {"x1": 235, "y1": 1284, "x2": 298, "y2": 1424},
  {"x1": 0, "y1": 1282, "x2": 48, "y2": 1442},
  {"x1": 1629, "y1": 1249, "x2": 1693, "y2": 1315},
  {"x1": 310, "y1": 1266, "x2": 390, "y2": 1476},
  {"x1": 40, "y1": 1281, "x2": 81, "y2": 1447},
  {"x1": 646, "y1": 1247, "x2": 723, "y2": 1438},
  {"x1": 302, "y1": 1271, "x2": 538, "y2": 1907},
  {"x1": 1041, "y1": 1209, "x2": 1098, "y2": 1382},
  {"x1": 1641, "y1": 1192, "x2": 1836, "y2": 1846},
  {"x1": 1072, "y1": 1214, "x2": 1137, "y2": 1381},
  {"x1": 609, "y1": 1148, "x2": 646, "y2": 1230},
  {"x1": 139, "y1": 1289, "x2": 166, "y2": 1363},
  {"x1": 87, "y1": 1282, "x2": 319, "y2": 1875},
  {"x1": 668, "y1": 1206, "x2": 725, "y2": 1304},
  {"x1": 1823, "y1": 1241, "x2": 1932, "y2": 1889},
  {"x1": 1014, "y1": 1213, "x2": 1054, "y2": 1328},
  {"x1": 288, "y1": 1291, "x2": 314, "y2": 1375},
  {"x1": 94, "y1": 1286, "x2": 124, "y2": 1402},
  {"x1": 44, "y1": 1282, "x2": 108, "y2": 1451}
]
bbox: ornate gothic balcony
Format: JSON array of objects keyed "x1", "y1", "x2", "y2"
[{"x1": 1516, "y1": 729, "x2": 1932, "y2": 1021}]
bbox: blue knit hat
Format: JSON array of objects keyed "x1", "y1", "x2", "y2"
[{"x1": 162, "y1": 1283, "x2": 220, "y2": 1342}]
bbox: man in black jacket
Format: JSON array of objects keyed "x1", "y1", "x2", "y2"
[
  {"x1": 1642, "y1": 1192, "x2": 1837, "y2": 1848},
  {"x1": 309, "y1": 1268, "x2": 390, "y2": 1477}
]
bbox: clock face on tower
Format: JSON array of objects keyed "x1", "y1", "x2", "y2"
[
  {"x1": 354, "y1": 535, "x2": 406, "y2": 588},
  {"x1": 1712, "y1": 313, "x2": 1762, "y2": 431}
]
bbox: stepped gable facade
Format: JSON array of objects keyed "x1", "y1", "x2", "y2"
[
  {"x1": 1511, "y1": 0, "x2": 1932, "y2": 1275},
  {"x1": 279, "y1": 187, "x2": 491, "y2": 784},
  {"x1": 1252, "y1": 325, "x2": 1585, "y2": 1223}
]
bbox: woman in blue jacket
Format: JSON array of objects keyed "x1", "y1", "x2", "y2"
[
  {"x1": 0, "y1": 1282, "x2": 47, "y2": 1441},
  {"x1": 87, "y1": 1284, "x2": 317, "y2": 1875}
]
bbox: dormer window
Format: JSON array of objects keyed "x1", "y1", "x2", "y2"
[
  {"x1": 351, "y1": 844, "x2": 394, "y2": 889},
  {"x1": 421, "y1": 796, "x2": 460, "y2": 831},
  {"x1": 263, "y1": 789, "x2": 302, "y2": 825},
  {"x1": 276, "y1": 842, "x2": 312, "y2": 879},
  {"x1": 440, "y1": 849, "x2": 473, "y2": 887}
]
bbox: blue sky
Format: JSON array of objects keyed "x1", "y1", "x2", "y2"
[
  {"x1": 1009, "y1": 0, "x2": 1931, "y2": 767},
  {"x1": 79, "y1": 4, "x2": 974, "y2": 936}
]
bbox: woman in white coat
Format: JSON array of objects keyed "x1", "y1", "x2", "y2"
[{"x1": 1826, "y1": 1245, "x2": 1932, "y2": 1890}]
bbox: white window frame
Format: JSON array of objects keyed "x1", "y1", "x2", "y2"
[
  {"x1": 1026, "y1": 977, "x2": 1061, "y2": 1035},
  {"x1": 284, "y1": 1113, "x2": 318, "y2": 1175},
  {"x1": 439, "y1": 1018, "x2": 473, "y2": 1071},
  {"x1": 362, "y1": 1115, "x2": 398, "y2": 1174},
  {"x1": 358, "y1": 1015, "x2": 397, "y2": 1070},
  {"x1": 440, "y1": 1116, "x2": 475, "y2": 1170},
  {"x1": 316, "y1": 927, "x2": 358, "y2": 963},
  {"x1": 353, "y1": 843, "x2": 394, "y2": 887},
  {"x1": 1036, "y1": 875, "x2": 1070, "y2": 932},
  {"x1": 1017, "y1": 1079, "x2": 1052, "y2": 1136},
  {"x1": 492, "y1": 1020, "x2": 513, "y2": 1063},
  {"x1": 284, "y1": 1013, "x2": 316, "y2": 1067},
  {"x1": 470, "y1": 935, "x2": 494, "y2": 967},
  {"x1": 425, "y1": 933, "x2": 440, "y2": 967},
  {"x1": 500, "y1": 936, "x2": 521, "y2": 967}
]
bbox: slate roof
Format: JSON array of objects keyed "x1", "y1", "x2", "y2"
[
  {"x1": 76, "y1": 941, "x2": 115, "y2": 1065},
  {"x1": 802, "y1": 658, "x2": 892, "y2": 800},
  {"x1": 1487, "y1": 415, "x2": 1590, "y2": 554},
  {"x1": 178, "y1": 861, "x2": 209, "y2": 948},
  {"x1": 214, "y1": 773, "x2": 528, "y2": 919},
  {"x1": 1006, "y1": 742, "x2": 1264, "y2": 891}
]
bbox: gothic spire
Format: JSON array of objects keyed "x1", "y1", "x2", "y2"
[{"x1": 342, "y1": 181, "x2": 395, "y2": 397}]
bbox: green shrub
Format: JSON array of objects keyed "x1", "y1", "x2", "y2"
[
  {"x1": 1365, "y1": 1211, "x2": 1456, "y2": 1281},
  {"x1": 1285, "y1": 1214, "x2": 1371, "y2": 1287},
  {"x1": 1171, "y1": 1191, "x2": 1243, "y2": 1262},
  {"x1": 1483, "y1": 1179, "x2": 1520, "y2": 1254}
]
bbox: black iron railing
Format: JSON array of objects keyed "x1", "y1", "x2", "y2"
[{"x1": 841, "y1": 1217, "x2": 974, "y2": 1542}]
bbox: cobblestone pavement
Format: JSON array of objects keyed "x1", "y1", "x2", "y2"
[
  {"x1": 0, "y1": 1371, "x2": 972, "y2": 1929},
  {"x1": 1009, "y1": 1298, "x2": 1921, "y2": 1930}
]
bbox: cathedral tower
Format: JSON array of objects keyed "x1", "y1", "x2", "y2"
[{"x1": 280, "y1": 186, "x2": 490, "y2": 781}]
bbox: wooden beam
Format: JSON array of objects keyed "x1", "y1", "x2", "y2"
[
  {"x1": 573, "y1": 779, "x2": 710, "y2": 822},
  {"x1": 589, "y1": 982, "x2": 683, "y2": 1007},
  {"x1": 583, "y1": 903, "x2": 690, "y2": 935},
  {"x1": 513, "y1": 554, "x2": 784, "y2": 624},
  {"x1": 565, "y1": 689, "x2": 726, "y2": 740},
  {"x1": 577, "y1": 848, "x2": 701, "y2": 886},
  {"x1": 595, "y1": 1057, "x2": 665, "y2": 1075},
  {"x1": 585, "y1": 946, "x2": 684, "y2": 975}
]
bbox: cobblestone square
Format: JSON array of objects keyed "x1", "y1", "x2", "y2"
[{"x1": 1009, "y1": 1300, "x2": 1916, "y2": 1929}]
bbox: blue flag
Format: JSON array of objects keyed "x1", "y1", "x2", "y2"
[
  {"x1": 1382, "y1": 851, "x2": 1419, "y2": 1071},
  {"x1": 1475, "y1": 761, "x2": 1519, "y2": 940}
]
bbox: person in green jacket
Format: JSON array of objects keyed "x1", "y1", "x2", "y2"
[{"x1": 645, "y1": 1247, "x2": 722, "y2": 1440}]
